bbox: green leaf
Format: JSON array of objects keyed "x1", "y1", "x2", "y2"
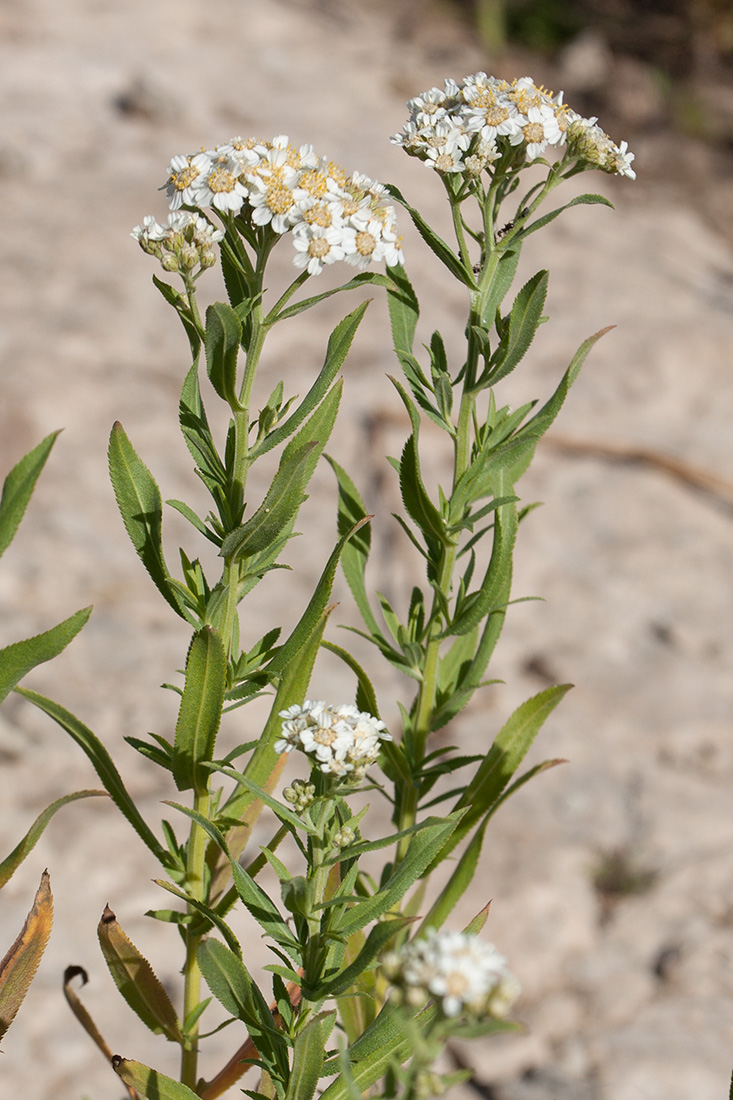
[
  {"x1": 0, "y1": 790, "x2": 105, "y2": 888},
  {"x1": 108, "y1": 422, "x2": 196, "y2": 624},
  {"x1": 314, "y1": 918, "x2": 408, "y2": 999},
  {"x1": 264, "y1": 517, "x2": 370, "y2": 677},
  {"x1": 495, "y1": 325, "x2": 613, "y2": 485},
  {"x1": 386, "y1": 184, "x2": 475, "y2": 288},
  {"x1": 220, "y1": 442, "x2": 316, "y2": 562},
  {"x1": 153, "y1": 879, "x2": 242, "y2": 955},
  {"x1": 179, "y1": 361, "x2": 226, "y2": 492},
  {"x1": 337, "y1": 813, "x2": 462, "y2": 935},
  {"x1": 207, "y1": 766, "x2": 317, "y2": 835},
  {"x1": 112, "y1": 1056, "x2": 200, "y2": 1100},
  {"x1": 198, "y1": 939, "x2": 289, "y2": 1081},
  {"x1": 290, "y1": 1012, "x2": 336, "y2": 1100},
  {"x1": 15, "y1": 687, "x2": 166, "y2": 865},
  {"x1": 205, "y1": 302, "x2": 242, "y2": 407},
  {"x1": 0, "y1": 431, "x2": 59, "y2": 559},
  {"x1": 386, "y1": 263, "x2": 419, "y2": 357},
  {"x1": 255, "y1": 303, "x2": 368, "y2": 457},
  {"x1": 0, "y1": 605, "x2": 92, "y2": 706},
  {"x1": 98, "y1": 906, "x2": 182, "y2": 1042},
  {"x1": 438, "y1": 684, "x2": 571, "y2": 864},
  {"x1": 480, "y1": 248, "x2": 520, "y2": 329},
  {"x1": 0, "y1": 871, "x2": 53, "y2": 1042},
  {"x1": 172, "y1": 626, "x2": 227, "y2": 793},
  {"x1": 165, "y1": 803, "x2": 300, "y2": 961},
  {"x1": 269, "y1": 272, "x2": 388, "y2": 324},
  {"x1": 320, "y1": 641, "x2": 380, "y2": 718},
  {"x1": 320, "y1": 1002, "x2": 437, "y2": 1100},
  {"x1": 520, "y1": 192, "x2": 614, "y2": 239},
  {"x1": 325, "y1": 458, "x2": 382, "y2": 640},
  {"x1": 399, "y1": 435, "x2": 447, "y2": 548},
  {"x1": 486, "y1": 270, "x2": 548, "y2": 385},
  {"x1": 153, "y1": 275, "x2": 202, "y2": 361}
]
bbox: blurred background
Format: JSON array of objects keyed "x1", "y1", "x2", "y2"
[{"x1": 1, "y1": 1, "x2": 732, "y2": 1098}]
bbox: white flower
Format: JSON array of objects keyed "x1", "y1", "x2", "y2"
[
  {"x1": 382, "y1": 929, "x2": 520, "y2": 1019},
  {"x1": 248, "y1": 167, "x2": 300, "y2": 233},
  {"x1": 292, "y1": 223, "x2": 354, "y2": 275},
  {"x1": 193, "y1": 152, "x2": 249, "y2": 214},
  {"x1": 276, "y1": 700, "x2": 391, "y2": 778},
  {"x1": 509, "y1": 104, "x2": 564, "y2": 160},
  {"x1": 165, "y1": 152, "x2": 212, "y2": 210},
  {"x1": 131, "y1": 211, "x2": 223, "y2": 274}
]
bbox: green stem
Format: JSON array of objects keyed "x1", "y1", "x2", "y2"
[{"x1": 180, "y1": 787, "x2": 211, "y2": 1088}]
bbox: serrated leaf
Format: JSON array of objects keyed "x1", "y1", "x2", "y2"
[
  {"x1": 0, "y1": 605, "x2": 92, "y2": 705},
  {"x1": 337, "y1": 813, "x2": 462, "y2": 935},
  {"x1": 386, "y1": 184, "x2": 475, "y2": 287},
  {"x1": 98, "y1": 906, "x2": 182, "y2": 1042},
  {"x1": 435, "y1": 685, "x2": 571, "y2": 866},
  {"x1": 0, "y1": 871, "x2": 53, "y2": 1042},
  {"x1": 255, "y1": 303, "x2": 368, "y2": 457},
  {"x1": 399, "y1": 435, "x2": 447, "y2": 547},
  {"x1": 289, "y1": 1011, "x2": 336, "y2": 1100},
  {"x1": 109, "y1": 422, "x2": 196, "y2": 624},
  {"x1": 205, "y1": 302, "x2": 242, "y2": 407},
  {"x1": 112, "y1": 1056, "x2": 200, "y2": 1100},
  {"x1": 486, "y1": 270, "x2": 548, "y2": 385},
  {"x1": 0, "y1": 431, "x2": 59, "y2": 559},
  {"x1": 172, "y1": 626, "x2": 227, "y2": 792},
  {"x1": 198, "y1": 939, "x2": 289, "y2": 1082},
  {"x1": 0, "y1": 790, "x2": 105, "y2": 888},
  {"x1": 386, "y1": 263, "x2": 419, "y2": 357},
  {"x1": 325, "y1": 457, "x2": 383, "y2": 640},
  {"x1": 15, "y1": 687, "x2": 166, "y2": 865},
  {"x1": 520, "y1": 192, "x2": 614, "y2": 239}
]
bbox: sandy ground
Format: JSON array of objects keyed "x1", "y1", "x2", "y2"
[{"x1": 1, "y1": 2, "x2": 732, "y2": 1098}]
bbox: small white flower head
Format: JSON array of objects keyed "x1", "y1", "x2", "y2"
[
  {"x1": 193, "y1": 151, "x2": 249, "y2": 214},
  {"x1": 276, "y1": 700, "x2": 391, "y2": 780},
  {"x1": 292, "y1": 223, "x2": 355, "y2": 275},
  {"x1": 567, "y1": 117, "x2": 636, "y2": 179},
  {"x1": 131, "y1": 211, "x2": 224, "y2": 275},
  {"x1": 381, "y1": 929, "x2": 520, "y2": 1020},
  {"x1": 165, "y1": 152, "x2": 212, "y2": 210}
]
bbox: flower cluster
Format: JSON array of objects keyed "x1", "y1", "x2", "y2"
[
  {"x1": 275, "y1": 700, "x2": 391, "y2": 781},
  {"x1": 381, "y1": 929, "x2": 520, "y2": 1019},
  {"x1": 392, "y1": 73, "x2": 635, "y2": 180},
  {"x1": 133, "y1": 135, "x2": 403, "y2": 277},
  {"x1": 130, "y1": 211, "x2": 224, "y2": 277}
]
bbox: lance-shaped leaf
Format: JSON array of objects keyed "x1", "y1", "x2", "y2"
[
  {"x1": 205, "y1": 301, "x2": 242, "y2": 407},
  {"x1": 0, "y1": 870, "x2": 53, "y2": 1043},
  {"x1": 98, "y1": 906, "x2": 182, "y2": 1042},
  {"x1": 386, "y1": 184, "x2": 475, "y2": 288},
  {"x1": 112, "y1": 1056, "x2": 200, "y2": 1100},
  {"x1": 0, "y1": 790, "x2": 105, "y2": 888},
  {"x1": 312, "y1": 918, "x2": 409, "y2": 1000},
  {"x1": 109, "y1": 422, "x2": 196, "y2": 625},
  {"x1": 320, "y1": 1002, "x2": 437, "y2": 1100},
  {"x1": 179, "y1": 361, "x2": 227, "y2": 494},
  {"x1": 153, "y1": 274, "x2": 202, "y2": 362},
  {"x1": 336, "y1": 812, "x2": 463, "y2": 936},
  {"x1": 325, "y1": 457, "x2": 382, "y2": 640},
  {"x1": 172, "y1": 626, "x2": 227, "y2": 793},
  {"x1": 386, "y1": 263, "x2": 419, "y2": 358},
  {"x1": 220, "y1": 441, "x2": 316, "y2": 562},
  {"x1": 198, "y1": 939, "x2": 290, "y2": 1084},
  {"x1": 0, "y1": 431, "x2": 59, "y2": 559},
  {"x1": 520, "y1": 192, "x2": 614, "y2": 239},
  {"x1": 15, "y1": 687, "x2": 166, "y2": 865},
  {"x1": 290, "y1": 1011, "x2": 336, "y2": 1100},
  {"x1": 433, "y1": 685, "x2": 571, "y2": 870},
  {"x1": 399, "y1": 434, "x2": 448, "y2": 548},
  {"x1": 480, "y1": 247, "x2": 521, "y2": 329},
  {"x1": 255, "y1": 303, "x2": 368, "y2": 456},
  {"x1": 0, "y1": 605, "x2": 92, "y2": 706},
  {"x1": 486, "y1": 270, "x2": 548, "y2": 385}
]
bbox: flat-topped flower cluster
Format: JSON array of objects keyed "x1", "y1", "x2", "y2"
[
  {"x1": 133, "y1": 135, "x2": 403, "y2": 278},
  {"x1": 381, "y1": 929, "x2": 521, "y2": 1019},
  {"x1": 276, "y1": 699, "x2": 391, "y2": 780},
  {"x1": 392, "y1": 73, "x2": 635, "y2": 180}
]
